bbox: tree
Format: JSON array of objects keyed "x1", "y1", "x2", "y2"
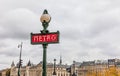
[{"x1": 104, "y1": 66, "x2": 119, "y2": 76}]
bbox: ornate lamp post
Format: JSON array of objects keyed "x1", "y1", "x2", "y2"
[
  {"x1": 31, "y1": 9, "x2": 59, "y2": 76},
  {"x1": 53, "y1": 59, "x2": 57, "y2": 76},
  {"x1": 40, "y1": 10, "x2": 51, "y2": 76}
]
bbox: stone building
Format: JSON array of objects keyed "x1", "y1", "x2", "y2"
[
  {"x1": 0, "y1": 59, "x2": 79, "y2": 76},
  {"x1": 10, "y1": 59, "x2": 70, "y2": 76},
  {"x1": 78, "y1": 59, "x2": 120, "y2": 76},
  {"x1": 0, "y1": 68, "x2": 10, "y2": 76},
  {"x1": 4, "y1": 58, "x2": 120, "y2": 76}
]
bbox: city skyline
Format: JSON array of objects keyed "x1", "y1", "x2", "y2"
[{"x1": 1, "y1": 0, "x2": 120, "y2": 70}]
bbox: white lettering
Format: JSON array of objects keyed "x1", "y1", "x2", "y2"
[
  {"x1": 46, "y1": 35, "x2": 50, "y2": 41},
  {"x1": 51, "y1": 35, "x2": 57, "y2": 41},
  {"x1": 39, "y1": 36, "x2": 42, "y2": 41},
  {"x1": 33, "y1": 36, "x2": 38, "y2": 42},
  {"x1": 42, "y1": 35, "x2": 46, "y2": 41}
]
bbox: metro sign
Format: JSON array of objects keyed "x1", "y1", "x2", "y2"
[{"x1": 31, "y1": 31, "x2": 59, "y2": 44}]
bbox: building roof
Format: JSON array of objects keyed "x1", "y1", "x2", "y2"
[
  {"x1": 27, "y1": 60, "x2": 32, "y2": 66},
  {"x1": 11, "y1": 61, "x2": 15, "y2": 67},
  {"x1": 81, "y1": 61, "x2": 95, "y2": 66}
]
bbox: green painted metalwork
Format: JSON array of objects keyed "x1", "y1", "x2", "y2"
[
  {"x1": 31, "y1": 9, "x2": 60, "y2": 76},
  {"x1": 41, "y1": 9, "x2": 49, "y2": 76}
]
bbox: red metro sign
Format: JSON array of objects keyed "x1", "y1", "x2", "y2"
[{"x1": 31, "y1": 31, "x2": 59, "y2": 44}]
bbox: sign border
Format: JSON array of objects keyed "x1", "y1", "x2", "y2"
[{"x1": 31, "y1": 31, "x2": 60, "y2": 45}]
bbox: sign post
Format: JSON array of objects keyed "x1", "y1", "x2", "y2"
[{"x1": 31, "y1": 10, "x2": 59, "y2": 76}]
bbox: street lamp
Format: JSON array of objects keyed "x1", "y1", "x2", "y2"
[
  {"x1": 40, "y1": 9, "x2": 51, "y2": 76},
  {"x1": 72, "y1": 61, "x2": 77, "y2": 76},
  {"x1": 53, "y1": 59, "x2": 57, "y2": 76},
  {"x1": 31, "y1": 9, "x2": 59, "y2": 76},
  {"x1": 40, "y1": 9, "x2": 51, "y2": 33},
  {"x1": 18, "y1": 42, "x2": 23, "y2": 76}
]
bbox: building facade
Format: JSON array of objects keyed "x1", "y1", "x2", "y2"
[
  {"x1": 78, "y1": 59, "x2": 120, "y2": 76},
  {"x1": 2, "y1": 59, "x2": 120, "y2": 76},
  {"x1": 9, "y1": 60, "x2": 71, "y2": 76},
  {"x1": 0, "y1": 60, "x2": 78, "y2": 76}
]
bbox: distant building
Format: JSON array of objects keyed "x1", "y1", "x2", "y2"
[
  {"x1": 0, "y1": 68, "x2": 10, "y2": 76},
  {"x1": 2, "y1": 58, "x2": 120, "y2": 76},
  {"x1": 9, "y1": 58, "x2": 71, "y2": 76},
  {"x1": 0, "y1": 57, "x2": 74, "y2": 76},
  {"x1": 78, "y1": 59, "x2": 120, "y2": 76}
]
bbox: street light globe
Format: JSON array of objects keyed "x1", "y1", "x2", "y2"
[{"x1": 40, "y1": 14, "x2": 51, "y2": 23}]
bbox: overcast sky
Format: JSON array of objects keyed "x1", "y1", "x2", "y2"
[{"x1": 0, "y1": 0, "x2": 120, "y2": 70}]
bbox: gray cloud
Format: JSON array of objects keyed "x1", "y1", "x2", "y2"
[
  {"x1": 95, "y1": 42, "x2": 120, "y2": 57},
  {"x1": 0, "y1": 8, "x2": 40, "y2": 40},
  {"x1": 85, "y1": 17, "x2": 119, "y2": 38},
  {"x1": 1, "y1": 0, "x2": 120, "y2": 70},
  {"x1": 0, "y1": 47, "x2": 19, "y2": 57}
]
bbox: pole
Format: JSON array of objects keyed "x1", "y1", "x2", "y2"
[
  {"x1": 19, "y1": 42, "x2": 22, "y2": 63},
  {"x1": 18, "y1": 42, "x2": 23, "y2": 76},
  {"x1": 53, "y1": 59, "x2": 56, "y2": 76},
  {"x1": 41, "y1": 10, "x2": 49, "y2": 76},
  {"x1": 42, "y1": 44, "x2": 47, "y2": 76}
]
